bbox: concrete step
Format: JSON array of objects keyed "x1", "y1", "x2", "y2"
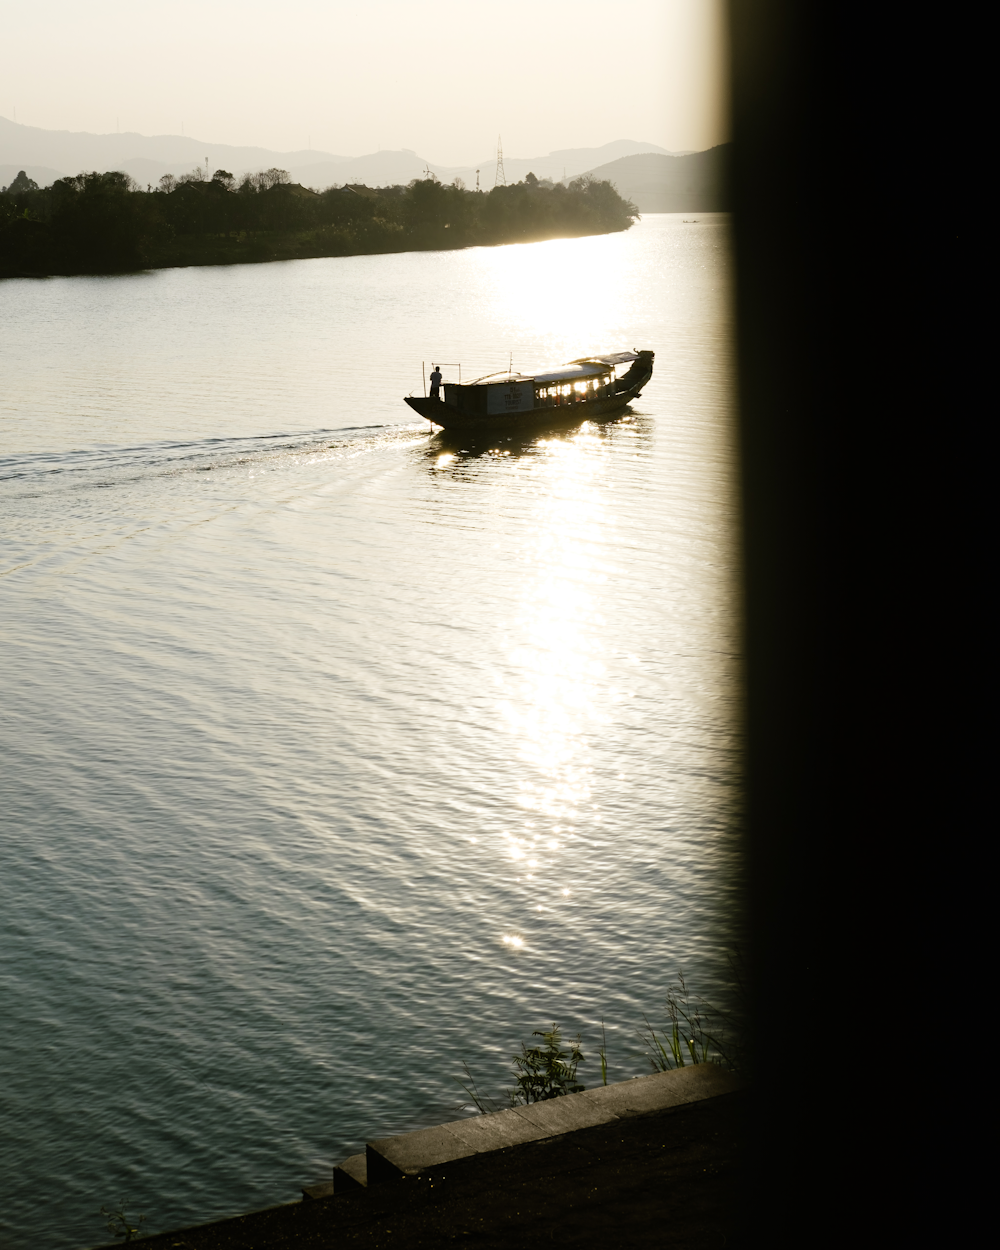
[
  {"x1": 334, "y1": 1152, "x2": 368, "y2": 1191},
  {"x1": 366, "y1": 1063, "x2": 741, "y2": 1185},
  {"x1": 301, "y1": 1151, "x2": 367, "y2": 1199},
  {"x1": 301, "y1": 1180, "x2": 335, "y2": 1200}
]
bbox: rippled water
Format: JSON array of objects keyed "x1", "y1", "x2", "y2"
[{"x1": 0, "y1": 215, "x2": 740, "y2": 1248}]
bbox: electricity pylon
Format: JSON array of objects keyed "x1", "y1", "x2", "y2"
[{"x1": 494, "y1": 136, "x2": 506, "y2": 188}]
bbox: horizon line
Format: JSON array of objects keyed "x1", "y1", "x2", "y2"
[{"x1": 0, "y1": 117, "x2": 704, "y2": 169}]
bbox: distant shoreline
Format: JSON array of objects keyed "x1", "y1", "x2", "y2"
[
  {"x1": 0, "y1": 221, "x2": 634, "y2": 281},
  {"x1": 1, "y1": 172, "x2": 638, "y2": 280}
]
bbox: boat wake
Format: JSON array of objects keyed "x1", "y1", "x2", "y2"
[{"x1": 0, "y1": 423, "x2": 427, "y2": 499}]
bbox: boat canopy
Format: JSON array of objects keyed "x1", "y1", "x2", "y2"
[
  {"x1": 469, "y1": 371, "x2": 536, "y2": 385},
  {"x1": 467, "y1": 352, "x2": 637, "y2": 387},
  {"x1": 469, "y1": 364, "x2": 609, "y2": 386},
  {"x1": 531, "y1": 362, "x2": 607, "y2": 383},
  {"x1": 571, "y1": 351, "x2": 639, "y2": 367}
]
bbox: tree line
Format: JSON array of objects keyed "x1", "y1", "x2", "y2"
[{"x1": 0, "y1": 166, "x2": 639, "y2": 278}]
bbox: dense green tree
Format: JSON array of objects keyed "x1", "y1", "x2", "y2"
[
  {"x1": 46, "y1": 171, "x2": 156, "y2": 270},
  {"x1": 0, "y1": 167, "x2": 638, "y2": 278},
  {"x1": 5, "y1": 170, "x2": 40, "y2": 194}
]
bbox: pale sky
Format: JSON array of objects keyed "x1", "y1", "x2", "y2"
[{"x1": 3, "y1": 0, "x2": 727, "y2": 165}]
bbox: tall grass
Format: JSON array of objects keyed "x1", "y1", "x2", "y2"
[
  {"x1": 638, "y1": 974, "x2": 716, "y2": 1070},
  {"x1": 638, "y1": 956, "x2": 749, "y2": 1076}
]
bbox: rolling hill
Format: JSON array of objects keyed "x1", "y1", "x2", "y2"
[
  {"x1": 1, "y1": 118, "x2": 686, "y2": 191},
  {"x1": 581, "y1": 146, "x2": 731, "y2": 213}
]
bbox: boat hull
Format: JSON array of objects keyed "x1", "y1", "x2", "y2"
[{"x1": 404, "y1": 370, "x2": 651, "y2": 432}]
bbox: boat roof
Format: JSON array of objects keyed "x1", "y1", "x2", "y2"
[
  {"x1": 571, "y1": 351, "x2": 640, "y2": 367},
  {"x1": 470, "y1": 371, "x2": 536, "y2": 384},
  {"x1": 532, "y1": 362, "x2": 606, "y2": 383},
  {"x1": 466, "y1": 351, "x2": 638, "y2": 387}
]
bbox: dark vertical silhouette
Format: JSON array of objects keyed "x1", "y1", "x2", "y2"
[{"x1": 729, "y1": 1, "x2": 897, "y2": 1240}]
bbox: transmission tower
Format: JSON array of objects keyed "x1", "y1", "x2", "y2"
[{"x1": 494, "y1": 136, "x2": 506, "y2": 188}]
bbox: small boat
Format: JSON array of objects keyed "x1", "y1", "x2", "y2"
[{"x1": 404, "y1": 350, "x2": 654, "y2": 433}]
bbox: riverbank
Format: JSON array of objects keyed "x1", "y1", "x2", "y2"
[
  {"x1": 89, "y1": 1068, "x2": 744, "y2": 1249},
  {"x1": 0, "y1": 171, "x2": 638, "y2": 278},
  {"x1": 0, "y1": 218, "x2": 637, "y2": 278}
]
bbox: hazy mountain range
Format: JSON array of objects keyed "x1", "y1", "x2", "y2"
[
  {"x1": 584, "y1": 148, "x2": 730, "y2": 213},
  {"x1": 1, "y1": 118, "x2": 690, "y2": 192},
  {"x1": 2, "y1": 118, "x2": 730, "y2": 212}
]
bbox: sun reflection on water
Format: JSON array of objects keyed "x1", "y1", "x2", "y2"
[
  {"x1": 495, "y1": 424, "x2": 622, "y2": 939},
  {"x1": 477, "y1": 231, "x2": 640, "y2": 352}
]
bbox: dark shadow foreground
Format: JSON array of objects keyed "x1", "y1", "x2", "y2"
[{"x1": 90, "y1": 1093, "x2": 744, "y2": 1250}]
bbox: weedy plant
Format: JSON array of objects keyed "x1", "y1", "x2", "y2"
[
  {"x1": 509, "y1": 1025, "x2": 585, "y2": 1103},
  {"x1": 457, "y1": 1024, "x2": 586, "y2": 1112},
  {"x1": 99, "y1": 1200, "x2": 146, "y2": 1242}
]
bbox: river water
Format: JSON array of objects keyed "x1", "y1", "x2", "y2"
[{"x1": 0, "y1": 215, "x2": 740, "y2": 1248}]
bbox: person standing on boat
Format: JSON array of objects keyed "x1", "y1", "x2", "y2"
[{"x1": 429, "y1": 364, "x2": 442, "y2": 400}]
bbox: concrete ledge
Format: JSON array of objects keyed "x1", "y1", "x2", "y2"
[
  {"x1": 333, "y1": 1152, "x2": 368, "y2": 1191},
  {"x1": 367, "y1": 1122, "x2": 477, "y2": 1185},
  {"x1": 508, "y1": 1090, "x2": 617, "y2": 1137},
  {"x1": 366, "y1": 1064, "x2": 743, "y2": 1185},
  {"x1": 581, "y1": 1062, "x2": 740, "y2": 1119}
]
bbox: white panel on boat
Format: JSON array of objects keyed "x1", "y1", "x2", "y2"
[{"x1": 486, "y1": 381, "x2": 534, "y2": 415}]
